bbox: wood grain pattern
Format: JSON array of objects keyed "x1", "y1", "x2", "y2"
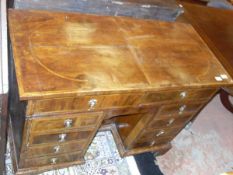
[
  {"x1": 8, "y1": 9, "x2": 232, "y2": 100},
  {"x1": 25, "y1": 88, "x2": 215, "y2": 116},
  {"x1": 104, "y1": 123, "x2": 172, "y2": 157},
  {"x1": 29, "y1": 112, "x2": 103, "y2": 133},
  {"x1": 133, "y1": 135, "x2": 173, "y2": 148},
  {"x1": 8, "y1": 9, "x2": 233, "y2": 174},
  {"x1": 141, "y1": 88, "x2": 216, "y2": 104},
  {"x1": 26, "y1": 93, "x2": 142, "y2": 115},
  {"x1": 148, "y1": 113, "x2": 193, "y2": 129},
  {"x1": 21, "y1": 140, "x2": 86, "y2": 158},
  {"x1": 182, "y1": 3, "x2": 233, "y2": 78},
  {"x1": 181, "y1": 3, "x2": 233, "y2": 112},
  {"x1": 158, "y1": 102, "x2": 204, "y2": 115},
  {"x1": 20, "y1": 151, "x2": 83, "y2": 168}
]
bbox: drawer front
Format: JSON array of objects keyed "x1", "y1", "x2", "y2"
[
  {"x1": 149, "y1": 113, "x2": 193, "y2": 129},
  {"x1": 22, "y1": 141, "x2": 86, "y2": 158},
  {"x1": 30, "y1": 93, "x2": 142, "y2": 114},
  {"x1": 30, "y1": 112, "x2": 103, "y2": 133},
  {"x1": 159, "y1": 102, "x2": 203, "y2": 116},
  {"x1": 132, "y1": 136, "x2": 173, "y2": 149},
  {"x1": 105, "y1": 104, "x2": 155, "y2": 119},
  {"x1": 20, "y1": 151, "x2": 82, "y2": 168},
  {"x1": 139, "y1": 127, "x2": 182, "y2": 142},
  {"x1": 141, "y1": 88, "x2": 216, "y2": 104},
  {"x1": 29, "y1": 130, "x2": 92, "y2": 145}
]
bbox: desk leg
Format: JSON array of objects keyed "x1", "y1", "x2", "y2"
[{"x1": 220, "y1": 89, "x2": 233, "y2": 113}]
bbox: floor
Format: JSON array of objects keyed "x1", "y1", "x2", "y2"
[{"x1": 157, "y1": 94, "x2": 233, "y2": 175}]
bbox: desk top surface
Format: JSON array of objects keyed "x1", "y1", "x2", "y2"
[
  {"x1": 8, "y1": 9, "x2": 232, "y2": 100},
  {"x1": 183, "y1": 3, "x2": 233, "y2": 78}
]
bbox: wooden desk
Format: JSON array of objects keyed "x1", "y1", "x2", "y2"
[
  {"x1": 181, "y1": 3, "x2": 233, "y2": 112},
  {"x1": 8, "y1": 9, "x2": 233, "y2": 174}
]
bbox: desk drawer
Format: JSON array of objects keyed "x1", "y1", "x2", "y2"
[
  {"x1": 30, "y1": 112, "x2": 103, "y2": 133},
  {"x1": 29, "y1": 130, "x2": 92, "y2": 146},
  {"x1": 30, "y1": 93, "x2": 142, "y2": 114},
  {"x1": 139, "y1": 127, "x2": 182, "y2": 142},
  {"x1": 141, "y1": 88, "x2": 216, "y2": 104},
  {"x1": 22, "y1": 141, "x2": 86, "y2": 158},
  {"x1": 132, "y1": 136, "x2": 173, "y2": 149},
  {"x1": 159, "y1": 102, "x2": 203, "y2": 116},
  {"x1": 149, "y1": 113, "x2": 193, "y2": 129},
  {"x1": 20, "y1": 151, "x2": 82, "y2": 168}
]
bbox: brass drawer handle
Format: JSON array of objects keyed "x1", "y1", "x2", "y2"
[
  {"x1": 64, "y1": 119, "x2": 73, "y2": 128},
  {"x1": 179, "y1": 105, "x2": 186, "y2": 114},
  {"x1": 167, "y1": 118, "x2": 175, "y2": 126},
  {"x1": 53, "y1": 145, "x2": 60, "y2": 153},
  {"x1": 50, "y1": 158, "x2": 58, "y2": 165},
  {"x1": 180, "y1": 91, "x2": 187, "y2": 99},
  {"x1": 58, "y1": 133, "x2": 67, "y2": 142},
  {"x1": 156, "y1": 130, "x2": 165, "y2": 137},
  {"x1": 88, "y1": 99, "x2": 97, "y2": 109}
]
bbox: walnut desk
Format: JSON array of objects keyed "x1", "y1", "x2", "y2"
[{"x1": 8, "y1": 9, "x2": 233, "y2": 174}]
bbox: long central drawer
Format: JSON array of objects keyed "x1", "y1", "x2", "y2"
[{"x1": 27, "y1": 88, "x2": 216, "y2": 115}]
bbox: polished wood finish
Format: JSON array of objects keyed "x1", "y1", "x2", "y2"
[
  {"x1": 141, "y1": 88, "x2": 216, "y2": 104},
  {"x1": 29, "y1": 112, "x2": 103, "y2": 133},
  {"x1": 181, "y1": 3, "x2": 233, "y2": 112},
  {"x1": 182, "y1": 3, "x2": 233, "y2": 77},
  {"x1": 149, "y1": 113, "x2": 193, "y2": 129},
  {"x1": 8, "y1": 9, "x2": 233, "y2": 174},
  {"x1": 103, "y1": 123, "x2": 173, "y2": 156},
  {"x1": 26, "y1": 93, "x2": 142, "y2": 115},
  {"x1": 21, "y1": 140, "x2": 86, "y2": 158},
  {"x1": 20, "y1": 151, "x2": 83, "y2": 168},
  {"x1": 9, "y1": 9, "x2": 232, "y2": 100}
]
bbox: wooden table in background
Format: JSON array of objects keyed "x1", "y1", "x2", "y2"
[{"x1": 180, "y1": 2, "x2": 233, "y2": 113}]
